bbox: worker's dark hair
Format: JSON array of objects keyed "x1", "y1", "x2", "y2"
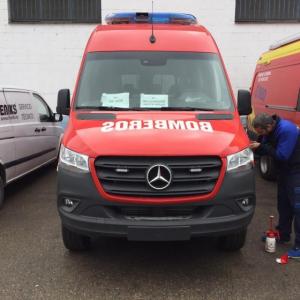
[{"x1": 252, "y1": 113, "x2": 274, "y2": 129}]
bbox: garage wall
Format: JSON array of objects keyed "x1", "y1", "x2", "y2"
[{"x1": 0, "y1": 0, "x2": 300, "y2": 110}]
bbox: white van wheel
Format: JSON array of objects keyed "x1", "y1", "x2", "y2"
[
  {"x1": 0, "y1": 177, "x2": 4, "y2": 209},
  {"x1": 259, "y1": 156, "x2": 277, "y2": 181}
]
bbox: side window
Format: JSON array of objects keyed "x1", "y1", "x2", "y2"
[
  {"x1": 4, "y1": 91, "x2": 38, "y2": 123},
  {"x1": 32, "y1": 94, "x2": 51, "y2": 122},
  {"x1": 0, "y1": 92, "x2": 10, "y2": 125}
]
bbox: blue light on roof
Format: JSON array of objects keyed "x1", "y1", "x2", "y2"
[{"x1": 105, "y1": 12, "x2": 198, "y2": 25}]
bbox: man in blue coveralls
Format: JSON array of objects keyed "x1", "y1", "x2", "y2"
[{"x1": 250, "y1": 113, "x2": 300, "y2": 258}]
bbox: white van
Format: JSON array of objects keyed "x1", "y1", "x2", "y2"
[{"x1": 0, "y1": 87, "x2": 63, "y2": 208}]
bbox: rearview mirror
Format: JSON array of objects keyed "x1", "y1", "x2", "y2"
[
  {"x1": 57, "y1": 89, "x2": 70, "y2": 116},
  {"x1": 53, "y1": 113, "x2": 63, "y2": 122},
  {"x1": 237, "y1": 90, "x2": 252, "y2": 116}
]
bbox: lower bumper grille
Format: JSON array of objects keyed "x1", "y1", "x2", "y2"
[{"x1": 107, "y1": 205, "x2": 210, "y2": 220}]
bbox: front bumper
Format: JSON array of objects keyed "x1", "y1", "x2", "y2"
[{"x1": 57, "y1": 165, "x2": 255, "y2": 241}]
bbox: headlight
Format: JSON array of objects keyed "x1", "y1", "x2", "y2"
[
  {"x1": 227, "y1": 148, "x2": 254, "y2": 171},
  {"x1": 59, "y1": 145, "x2": 89, "y2": 172}
]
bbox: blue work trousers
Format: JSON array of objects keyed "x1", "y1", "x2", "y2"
[{"x1": 277, "y1": 171, "x2": 300, "y2": 248}]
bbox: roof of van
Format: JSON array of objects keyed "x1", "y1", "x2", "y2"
[
  {"x1": 85, "y1": 24, "x2": 218, "y2": 53},
  {"x1": 0, "y1": 86, "x2": 42, "y2": 95},
  {"x1": 0, "y1": 86, "x2": 32, "y2": 92},
  {"x1": 258, "y1": 34, "x2": 300, "y2": 65}
]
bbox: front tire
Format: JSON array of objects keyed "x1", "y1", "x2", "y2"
[
  {"x1": 259, "y1": 156, "x2": 277, "y2": 181},
  {"x1": 0, "y1": 177, "x2": 4, "y2": 209},
  {"x1": 218, "y1": 229, "x2": 247, "y2": 251},
  {"x1": 62, "y1": 225, "x2": 91, "y2": 251}
]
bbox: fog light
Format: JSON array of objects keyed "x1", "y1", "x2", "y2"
[
  {"x1": 236, "y1": 197, "x2": 253, "y2": 212},
  {"x1": 62, "y1": 198, "x2": 79, "y2": 212},
  {"x1": 64, "y1": 198, "x2": 74, "y2": 207},
  {"x1": 241, "y1": 198, "x2": 250, "y2": 207}
]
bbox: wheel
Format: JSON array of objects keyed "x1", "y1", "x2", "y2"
[
  {"x1": 62, "y1": 225, "x2": 91, "y2": 251},
  {"x1": 0, "y1": 177, "x2": 4, "y2": 209},
  {"x1": 218, "y1": 229, "x2": 247, "y2": 251},
  {"x1": 259, "y1": 155, "x2": 277, "y2": 181}
]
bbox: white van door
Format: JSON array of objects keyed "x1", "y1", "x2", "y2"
[
  {"x1": 0, "y1": 91, "x2": 15, "y2": 183},
  {"x1": 4, "y1": 90, "x2": 43, "y2": 178},
  {"x1": 31, "y1": 93, "x2": 62, "y2": 164}
]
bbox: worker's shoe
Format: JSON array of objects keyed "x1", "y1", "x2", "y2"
[{"x1": 287, "y1": 247, "x2": 300, "y2": 258}]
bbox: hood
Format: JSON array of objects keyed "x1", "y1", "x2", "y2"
[{"x1": 63, "y1": 111, "x2": 249, "y2": 157}]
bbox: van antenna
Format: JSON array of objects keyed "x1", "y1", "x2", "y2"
[{"x1": 149, "y1": 1, "x2": 156, "y2": 44}]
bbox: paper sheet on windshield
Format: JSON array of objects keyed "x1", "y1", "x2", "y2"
[
  {"x1": 101, "y1": 93, "x2": 129, "y2": 108},
  {"x1": 140, "y1": 94, "x2": 168, "y2": 108}
]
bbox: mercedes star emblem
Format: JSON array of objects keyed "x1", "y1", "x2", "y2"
[{"x1": 146, "y1": 164, "x2": 172, "y2": 190}]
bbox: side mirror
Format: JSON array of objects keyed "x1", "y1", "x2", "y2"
[
  {"x1": 53, "y1": 113, "x2": 63, "y2": 122},
  {"x1": 57, "y1": 89, "x2": 70, "y2": 116},
  {"x1": 237, "y1": 90, "x2": 252, "y2": 116}
]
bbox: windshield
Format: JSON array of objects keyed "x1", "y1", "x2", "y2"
[{"x1": 75, "y1": 52, "x2": 233, "y2": 111}]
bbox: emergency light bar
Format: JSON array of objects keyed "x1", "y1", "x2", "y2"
[{"x1": 105, "y1": 12, "x2": 198, "y2": 25}]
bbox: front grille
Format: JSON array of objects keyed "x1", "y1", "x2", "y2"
[{"x1": 94, "y1": 156, "x2": 222, "y2": 197}]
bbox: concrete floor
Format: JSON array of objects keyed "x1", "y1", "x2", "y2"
[{"x1": 0, "y1": 166, "x2": 299, "y2": 300}]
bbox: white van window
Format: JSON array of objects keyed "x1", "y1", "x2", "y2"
[
  {"x1": 0, "y1": 92, "x2": 5, "y2": 105},
  {"x1": 0, "y1": 92, "x2": 11, "y2": 125},
  {"x1": 33, "y1": 94, "x2": 51, "y2": 122},
  {"x1": 4, "y1": 91, "x2": 37, "y2": 123}
]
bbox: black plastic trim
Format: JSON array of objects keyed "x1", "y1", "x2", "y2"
[
  {"x1": 196, "y1": 114, "x2": 233, "y2": 120},
  {"x1": 77, "y1": 113, "x2": 116, "y2": 120},
  {"x1": 4, "y1": 148, "x2": 56, "y2": 169},
  {"x1": 0, "y1": 137, "x2": 15, "y2": 141}
]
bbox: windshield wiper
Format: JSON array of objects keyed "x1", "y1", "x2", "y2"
[
  {"x1": 76, "y1": 106, "x2": 216, "y2": 111},
  {"x1": 76, "y1": 106, "x2": 133, "y2": 111},
  {"x1": 160, "y1": 107, "x2": 215, "y2": 111}
]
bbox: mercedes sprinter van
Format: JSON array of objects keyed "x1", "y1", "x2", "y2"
[{"x1": 56, "y1": 13, "x2": 255, "y2": 251}]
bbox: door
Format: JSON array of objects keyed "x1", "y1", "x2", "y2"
[
  {"x1": 4, "y1": 90, "x2": 42, "y2": 177},
  {"x1": 31, "y1": 93, "x2": 61, "y2": 164},
  {"x1": 0, "y1": 91, "x2": 15, "y2": 182},
  {"x1": 252, "y1": 64, "x2": 300, "y2": 125}
]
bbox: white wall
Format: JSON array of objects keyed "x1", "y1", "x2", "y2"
[{"x1": 1, "y1": 0, "x2": 300, "y2": 110}]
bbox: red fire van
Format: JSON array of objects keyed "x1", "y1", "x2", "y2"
[
  {"x1": 56, "y1": 12, "x2": 255, "y2": 251},
  {"x1": 249, "y1": 34, "x2": 300, "y2": 180}
]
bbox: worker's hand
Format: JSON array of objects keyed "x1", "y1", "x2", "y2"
[{"x1": 249, "y1": 142, "x2": 260, "y2": 150}]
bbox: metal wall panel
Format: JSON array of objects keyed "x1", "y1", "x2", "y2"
[
  {"x1": 9, "y1": 0, "x2": 41, "y2": 21},
  {"x1": 236, "y1": 0, "x2": 300, "y2": 22},
  {"x1": 9, "y1": 0, "x2": 102, "y2": 23},
  {"x1": 266, "y1": 0, "x2": 299, "y2": 21},
  {"x1": 235, "y1": 0, "x2": 266, "y2": 22},
  {"x1": 42, "y1": 0, "x2": 69, "y2": 21},
  {"x1": 72, "y1": 0, "x2": 102, "y2": 22}
]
